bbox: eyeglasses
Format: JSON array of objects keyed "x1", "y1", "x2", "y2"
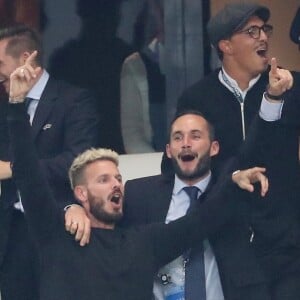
[{"x1": 236, "y1": 24, "x2": 273, "y2": 39}]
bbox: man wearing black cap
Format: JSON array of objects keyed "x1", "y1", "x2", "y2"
[
  {"x1": 177, "y1": 2, "x2": 300, "y2": 299},
  {"x1": 177, "y1": 1, "x2": 300, "y2": 172}
]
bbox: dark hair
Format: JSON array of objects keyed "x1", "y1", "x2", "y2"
[
  {"x1": 216, "y1": 46, "x2": 224, "y2": 60},
  {"x1": 0, "y1": 24, "x2": 43, "y2": 66},
  {"x1": 168, "y1": 109, "x2": 216, "y2": 141}
]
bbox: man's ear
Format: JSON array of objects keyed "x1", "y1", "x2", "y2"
[
  {"x1": 210, "y1": 140, "x2": 220, "y2": 157},
  {"x1": 73, "y1": 185, "x2": 88, "y2": 205},
  {"x1": 218, "y1": 39, "x2": 232, "y2": 55},
  {"x1": 166, "y1": 144, "x2": 172, "y2": 159}
]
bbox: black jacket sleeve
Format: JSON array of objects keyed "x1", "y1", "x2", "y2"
[
  {"x1": 148, "y1": 160, "x2": 241, "y2": 268},
  {"x1": 7, "y1": 103, "x2": 61, "y2": 244}
]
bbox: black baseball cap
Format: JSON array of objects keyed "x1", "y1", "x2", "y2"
[{"x1": 207, "y1": 2, "x2": 270, "y2": 48}]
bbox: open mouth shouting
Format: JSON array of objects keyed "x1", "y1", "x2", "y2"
[
  {"x1": 109, "y1": 190, "x2": 123, "y2": 208},
  {"x1": 256, "y1": 43, "x2": 268, "y2": 60},
  {"x1": 178, "y1": 151, "x2": 198, "y2": 162}
]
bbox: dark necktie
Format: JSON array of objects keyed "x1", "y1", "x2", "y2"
[
  {"x1": 24, "y1": 97, "x2": 34, "y2": 111},
  {"x1": 183, "y1": 186, "x2": 206, "y2": 300}
]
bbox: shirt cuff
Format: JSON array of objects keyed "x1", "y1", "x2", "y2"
[{"x1": 259, "y1": 95, "x2": 283, "y2": 121}]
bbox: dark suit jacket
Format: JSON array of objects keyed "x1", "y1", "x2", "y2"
[
  {"x1": 0, "y1": 76, "x2": 100, "y2": 266},
  {"x1": 122, "y1": 173, "x2": 268, "y2": 300},
  {"x1": 123, "y1": 114, "x2": 300, "y2": 299}
]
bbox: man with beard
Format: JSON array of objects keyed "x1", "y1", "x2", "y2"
[
  {"x1": 6, "y1": 50, "x2": 268, "y2": 300},
  {"x1": 122, "y1": 108, "x2": 277, "y2": 300}
]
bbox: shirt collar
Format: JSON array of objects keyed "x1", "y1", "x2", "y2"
[
  {"x1": 173, "y1": 171, "x2": 212, "y2": 196},
  {"x1": 219, "y1": 66, "x2": 261, "y2": 94},
  {"x1": 26, "y1": 69, "x2": 49, "y2": 100}
]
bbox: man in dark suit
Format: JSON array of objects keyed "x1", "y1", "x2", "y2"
[
  {"x1": 122, "y1": 109, "x2": 273, "y2": 300},
  {"x1": 0, "y1": 24, "x2": 99, "y2": 300}
]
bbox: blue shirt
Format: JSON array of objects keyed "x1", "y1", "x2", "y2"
[
  {"x1": 154, "y1": 172, "x2": 225, "y2": 300},
  {"x1": 26, "y1": 69, "x2": 49, "y2": 124}
]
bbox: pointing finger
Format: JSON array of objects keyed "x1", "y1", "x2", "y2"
[
  {"x1": 270, "y1": 57, "x2": 278, "y2": 75},
  {"x1": 25, "y1": 50, "x2": 38, "y2": 66},
  {"x1": 260, "y1": 176, "x2": 269, "y2": 197}
]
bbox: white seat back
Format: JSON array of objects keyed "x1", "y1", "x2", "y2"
[{"x1": 118, "y1": 152, "x2": 163, "y2": 183}]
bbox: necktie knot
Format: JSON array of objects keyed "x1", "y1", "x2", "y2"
[
  {"x1": 183, "y1": 186, "x2": 199, "y2": 202},
  {"x1": 183, "y1": 186, "x2": 201, "y2": 214}
]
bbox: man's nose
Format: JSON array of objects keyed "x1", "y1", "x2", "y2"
[
  {"x1": 182, "y1": 135, "x2": 191, "y2": 147},
  {"x1": 112, "y1": 178, "x2": 122, "y2": 189},
  {"x1": 259, "y1": 29, "x2": 268, "y2": 41}
]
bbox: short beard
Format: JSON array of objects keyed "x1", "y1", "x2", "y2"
[
  {"x1": 88, "y1": 193, "x2": 123, "y2": 225},
  {"x1": 172, "y1": 151, "x2": 211, "y2": 181}
]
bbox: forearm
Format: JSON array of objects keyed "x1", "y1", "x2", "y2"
[
  {"x1": 152, "y1": 168, "x2": 239, "y2": 266},
  {"x1": 8, "y1": 103, "x2": 60, "y2": 242},
  {"x1": 153, "y1": 160, "x2": 267, "y2": 266}
]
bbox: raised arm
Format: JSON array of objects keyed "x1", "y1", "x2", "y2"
[{"x1": 8, "y1": 52, "x2": 60, "y2": 243}]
